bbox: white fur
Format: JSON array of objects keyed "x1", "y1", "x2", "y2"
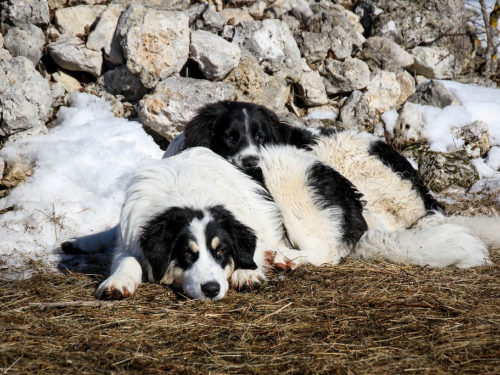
[{"x1": 96, "y1": 147, "x2": 290, "y2": 299}]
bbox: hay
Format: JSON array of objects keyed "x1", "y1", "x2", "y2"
[{"x1": 1, "y1": 193, "x2": 500, "y2": 374}]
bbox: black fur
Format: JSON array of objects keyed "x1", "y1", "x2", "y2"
[
  {"x1": 369, "y1": 140, "x2": 445, "y2": 213},
  {"x1": 307, "y1": 161, "x2": 368, "y2": 246}
]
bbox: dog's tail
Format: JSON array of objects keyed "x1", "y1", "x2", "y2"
[
  {"x1": 353, "y1": 224, "x2": 492, "y2": 269},
  {"x1": 413, "y1": 212, "x2": 500, "y2": 249}
]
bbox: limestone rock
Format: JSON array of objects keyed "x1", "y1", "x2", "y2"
[
  {"x1": 358, "y1": 36, "x2": 414, "y2": 71},
  {"x1": 0, "y1": 0, "x2": 50, "y2": 31},
  {"x1": 3, "y1": 24, "x2": 45, "y2": 66},
  {"x1": 103, "y1": 65, "x2": 148, "y2": 102},
  {"x1": 218, "y1": 8, "x2": 253, "y2": 25},
  {"x1": 321, "y1": 57, "x2": 370, "y2": 95},
  {"x1": 188, "y1": 3, "x2": 226, "y2": 33},
  {"x1": 395, "y1": 70, "x2": 415, "y2": 107},
  {"x1": 116, "y1": 5, "x2": 190, "y2": 89},
  {"x1": 409, "y1": 46, "x2": 462, "y2": 80},
  {"x1": 407, "y1": 80, "x2": 461, "y2": 108},
  {"x1": 223, "y1": 50, "x2": 289, "y2": 111},
  {"x1": 0, "y1": 56, "x2": 51, "y2": 141},
  {"x1": 54, "y1": 5, "x2": 106, "y2": 37},
  {"x1": 137, "y1": 77, "x2": 235, "y2": 141},
  {"x1": 110, "y1": 0, "x2": 190, "y2": 10},
  {"x1": 52, "y1": 71, "x2": 82, "y2": 93},
  {"x1": 340, "y1": 90, "x2": 376, "y2": 132},
  {"x1": 363, "y1": 70, "x2": 401, "y2": 113},
  {"x1": 451, "y1": 121, "x2": 490, "y2": 158},
  {"x1": 190, "y1": 30, "x2": 241, "y2": 81},
  {"x1": 49, "y1": 36, "x2": 103, "y2": 77},
  {"x1": 297, "y1": 70, "x2": 328, "y2": 107}
]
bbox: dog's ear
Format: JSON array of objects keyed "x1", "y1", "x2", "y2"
[
  {"x1": 183, "y1": 101, "x2": 229, "y2": 148},
  {"x1": 210, "y1": 205, "x2": 258, "y2": 270},
  {"x1": 139, "y1": 208, "x2": 193, "y2": 281},
  {"x1": 272, "y1": 120, "x2": 315, "y2": 148}
]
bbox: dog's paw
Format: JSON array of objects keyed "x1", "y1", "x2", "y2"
[
  {"x1": 94, "y1": 274, "x2": 138, "y2": 300},
  {"x1": 231, "y1": 269, "x2": 266, "y2": 292},
  {"x1": 265, "y1": 250, "x2": 298, "y2": 272}
]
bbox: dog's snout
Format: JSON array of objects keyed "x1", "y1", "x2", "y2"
[
  {"x1": 242, "y1": 156, "x2": 259, "y2": 169},
  {"x1": 201, "y1": 281, "x2": 221, "y2": 298}
]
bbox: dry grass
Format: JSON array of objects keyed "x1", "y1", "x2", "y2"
[{"x1": 1, "y1": 192, "x2": 500, "y2": 375}]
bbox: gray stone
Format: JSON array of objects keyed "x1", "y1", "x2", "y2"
[
  {"x1": 84, "y1": 80, "x2": 135, "y2": 119},
  {"x1": 358, "y1": 36, "x2": 414, "y2": 71},
  {"x1": 221, "y1": 25, "x2": 235, "y2": 41},
  {"x1": 393, "y1": 103, "x2": 428, "y2": 149},
  {"x1": 407, "y1": 80, "x2": 461, "y2": 108},
  {"x1": 265, "y1": 0, "x2": 314, "y2": 26},
  {"x1": 249, "y1": 1, "x2": 266, "y2": 18},
  {"x1": 300, "y1": 32, "x2": 331, "y2": 66},
  {"x1": 86, "y1": 4, "x2": 125, "y2": 66},
  {"x1": 1, "y1": 0, "x2": 50, "y2": 31},
  {"x1": 52, "y1": 71, "x2": 82, "y2": 92},
  {"x1": 233, "y1": 19, "x2": 302, "y2": 82},
  {"x1": 363, "y1": 70, "x2": 401, "y2": 113},
  {"x1": 219, "y1": 8, "x2": 253, "y2": 25},
  {"x1": 395, "y1": 70, "x2": 415, "y2": 106},
  {"x1": 110, "y1": 0, "x2": 190, "y2": 10},
  {"x1": 54, "y1": 5, "x2": 107, "y2": 37},
  {"x1": 190, "y1": 30, "x2": 241, "y2": 81},
  {"x1": 321, "y1": 57, "x2": 370, "y2": 95},
  {"x1": 297, "y1": 70, "x2": 328, "y2": 107},
  {"x1": 409, "y1": 46, "x2": 462, "y2": 80},
  {"x1": 137, "y1": 77, "x2": 235, "y2": 141},
  {"x1": 339, "y1": 90, "x2": 376, "y2": 132},
  {"x1": 223, "y1": 49, "x2": 289, "y2": 111},
  {"x1": 103, "y1": 65, "x2": 148, "y2": 102},
  {"x1": 0, "y1": 158, "x2": 4, "y2": 179},
  {"x1": 0, "y1": 56, "x2": 51, "y2": 141},
  {"x1": 451, "y1": 121, "x2": 490, "y2": 158},
  {"x1": 0, "y1": 49, "x2": 12, "y2": 63},
  {"x1": 50, "y1": 81, "x2": 67, "y2": 108},
  {"x1": 188, "y1": 3, "x2": 226, "y2": 33},
  {"x1": 3, "y1": 24, "x2": 45, "y2": 66},
  {"x1": 49, "y1": 36, "x2": 103, "y2": 77},
  {"x1": 116, "y1": 5, "x2": 190, "y2": 89}
]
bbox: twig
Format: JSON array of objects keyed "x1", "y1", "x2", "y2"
[
  {"x1": 254, "y1": 302, "x2": 293, "y2": 323},
  {"x1": 29, "y1": 300, "x2": 121, "y2": 309}
]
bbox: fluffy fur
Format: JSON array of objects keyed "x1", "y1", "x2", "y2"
[{"x1": 95, "y1": 147, "x2": 290, "y2": 300}]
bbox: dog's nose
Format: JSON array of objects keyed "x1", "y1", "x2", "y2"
[
  {"x1": 201, "y1": 281, "x2": 220, "y2": 298},
  {"x1": 242, "y1": 156, "x2": 259, "y2": 169}
]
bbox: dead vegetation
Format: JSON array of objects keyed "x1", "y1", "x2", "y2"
[{"x1": 1, "y1": 193, "x2": 500, "y2": 374}]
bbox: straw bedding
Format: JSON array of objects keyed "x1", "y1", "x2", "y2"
[{"x1": 1, "y1": 193, "x2": 499, "y2": 374}]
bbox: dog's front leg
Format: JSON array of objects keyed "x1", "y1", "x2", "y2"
[{"x1": 94, "y1": 252, "x2": 143, "y2": 299}]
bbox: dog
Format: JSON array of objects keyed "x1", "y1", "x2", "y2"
[{"x1": 165, "y1": 101, "x2": 499, "y2": 265}]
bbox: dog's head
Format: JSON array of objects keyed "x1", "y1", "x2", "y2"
[
  {"x1": 139, "y1": 205, "x2": 257, "y2": 300},
  {"x1": 183, "y1": 101, "x2": 315, "y2": 172}
]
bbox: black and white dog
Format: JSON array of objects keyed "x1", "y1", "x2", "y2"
[{"x1": 165, "y1": 101, "x2": 499, "y2": 268}]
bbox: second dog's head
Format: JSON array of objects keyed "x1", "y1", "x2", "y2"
[{"x1": 182, "y1": 101, "x2": 315, "y2": 172}]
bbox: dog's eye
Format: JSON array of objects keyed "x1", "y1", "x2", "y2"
[
  {"x1": 223, "y1": 134, "x2": 235, "y2": 143},
  {"x1": 184, "y1": 251, "x2": 192, "y2": 258},
  {"x1": 216, "y1": 248, "x2": 225, "y2": 256},
  {"x1": 254, "y1": 133, "x2": 264, "y2": 142}
]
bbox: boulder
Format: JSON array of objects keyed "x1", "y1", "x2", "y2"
[
  {"x1": 395, "y1": 70, "x2": 415, "y2": 106},
  {"x1": 103, "y1": 65, "x2": 148, "y2": 102},
  {"x1": 137, "y1": 76, "x2": 235, "y2": 141},
  {"x1": 218, "y1": 7, "x2": 253, "y2": 25},
  {"x1": 0, "y1": 0, "x2": 50, "y2": 31},
  {"x1": 407, "y1": 80, "x2": 461, "y2": 108},
  {"x1": 188, "y1": 3, "x2": 226, "y2": 33},
  {"x1": 409, "y1": 46, "x2": 462, "y2": 80},
  {"x1": 49, "y1": 36, "x2": 103, "y2": 77},
  {"x1": 86, "y1": 4, "x2": 125, "y2": 66},
  {"x1": 0, "y1": 56, "x2": 51, "y2": 141},
  {"x1": 296, "y1": 70, "x2": 329, "y2": 107},
  {"x1": 116, "y1": 5, "x2": 190, "y2": 89},
  {"x1": 190, "y1": 30, "x2": 241, "y2": 81},
  {"x1": 363, "y1": 70, "x2": 401, "y2": 113},
  {"x1": 339, "y1": 90, "x2": 376, "y2": 132},
  {"x1": 54, "y1": 5, "x2": 107, "y2": 37},
  {"x1": 321, "y1": 57, "x2": 370, "y2": 95},
  {"x1": 3, "y1": 24, "x2": 45, "y2": 66},
  {"x1": 358, "y1": 36, "x2": 414, "y2": 71},
  {"x1": 223, "y1": 49, "x2": 290, "y2": 111},
  {"x1": 232, "y1": 19, "x2": 302, "y2": 82}
]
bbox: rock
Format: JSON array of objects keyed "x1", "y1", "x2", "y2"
[
  {"x1": 232, "y1": 19, "x2": 302, "y2": 82},
  {"x1": 451, "y1": 121, "x2": 490, "y2": 158},
  {"x1": 297, "y1": 70, "x2": 328, "y2": 107},
  {"x1": 278, "y1": 111, "x2": 306, "y2": 129},
  {"x1": 308, "y1": 4, "x2": 363, "y2": 61},
  {"x1": 110, "y1": 0, "x2": 190, "y2": 10},
  {"x1": 137, "y1": 76, "x2": 235, "y2": 141},
  {"x1": 50, "y1": 81, "x2": 67, "y2": 108},
  {"x1": 3, "y1": 24, "x2": 45, "y2": 66},
  {"x1": 223, "y1": 49, "x2": 290, "y2": 111},
  {"x1": 86, "y1": 4, "x2": 125, "y2": 66},
  {"x1": 103, "y1": 65, "x2": 148, "y2": 102},
  {"x1": 84, "y1": 80, "x2": 135, "y2": 119},
  {"x1": 190, "y1": 30, "x2": 241, "y2": 81},
  {"x1": 407, "y1": 80, "x2": 461, "y2": 108},
  {"x1": 52, "y1": 71, "x2": 82, "y2": 92},
  {"x1": 415, "y1": 150, "x2": 479, "y2": 192},
  {"x1": 454, "y1": 74, "x2": 497, "y2": 89},
  {"x1": 49, "y1": 36, "x2": 103, "y2": 77},
  {"x1": 221, "y1": 25, "x2": 235, "y2": 41},
  {"x1": 300, "y1": 31, "x2": 331, "y2": 66},
  {"x1": 54, "y1": 5, "x2": 106, "y2": 37},
  {"x1": 0, "y1": 56, "x2": 51, "y2": 141},
  {"x1": 395, "y1": 70, "x2": 415, "y2": 106},
  {"x1": 116, "y1": 5, "x2": 190, "y2": 89},
  {"x1": 393, "y1": 103, "x2": 428, "y2": 149},
  {"x1": 249, "y1": 1, "x2": 266, "y2": 18},
  {"x1": 321, "y1": 57, "x2": 370, "y2": 95},
  {"x1": 339, "y1": 90, "x2": 376, "y2": 132},
  {"x1": 363, "y1": 70, "x2": 401, "y2": 113},
  {"x1": 0, "y1": 157, "x2": 4, "y2": 179},
  {"x1": 218, "y1": 8, "x2": 253, "y2": 25},
  {"x1": 409, "y1": 46, "x2": 462, "y2": 80},
  {"x1": 0, "y1": 48, "x2": 12, "y2": 62},
  {"x1": 265, "y1": 0, "x2": 314, "y2": 26},
  {"x1": 0, "y1": 0, "x2": 50, "y2": 31},
  {"x1": 358, "y1": 36, "x2": 414, "y2": 71},
  {"x1": 188, "y1": 3, "x2": 226, "y2": 33}
]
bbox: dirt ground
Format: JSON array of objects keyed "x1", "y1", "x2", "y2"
[{"x1": 1, "y1": 191, "x2": 499, "y2": 374}]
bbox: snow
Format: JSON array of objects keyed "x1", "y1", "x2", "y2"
[
  {"x1": 1, "y1": 79, "x2": 500, "y2": 279},
  {"x1": 303, "y1": 110, "x2": 338, "y2": 121},
  {"x1": 0, "y1": 93, "x2": 163, "y2": 279}
]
